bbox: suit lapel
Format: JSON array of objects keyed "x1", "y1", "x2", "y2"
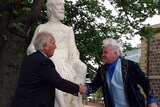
[{"x1": 121, "y1": 58, "x2": 129, "y2": 87}]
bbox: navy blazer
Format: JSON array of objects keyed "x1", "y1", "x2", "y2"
[
  {"x1": 11, "y1": 51, "x2": 79, "y2": 107},
  {"x1": 88, "y1": 58, "x2": 155, "y2": 107}
]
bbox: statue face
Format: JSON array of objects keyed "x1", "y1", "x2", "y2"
[{"x1": 47, "y1": 0, "x2": 65, "y2": 21}]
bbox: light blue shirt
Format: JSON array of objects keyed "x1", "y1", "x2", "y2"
[{"x1": 105, "y1": 57, "x2": 120, "y2": 80}]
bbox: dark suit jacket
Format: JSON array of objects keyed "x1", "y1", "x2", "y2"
[{"x1": 11, "y1": 51, "x2": 79, "y2": 107}]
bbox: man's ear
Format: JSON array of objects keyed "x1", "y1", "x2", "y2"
[{"x1": 43, "y1": 43, "x2": 48, "y2": 50}]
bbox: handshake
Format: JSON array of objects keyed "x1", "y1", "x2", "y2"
[{"x1": 78, "y1": 84, "x2": 87, "y2": 95}]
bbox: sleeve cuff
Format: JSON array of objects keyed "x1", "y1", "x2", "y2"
[
  {"x1": 148, "y1": 98, "x2": 156, "y2": 103},
  {"x1": 86, "y1": 86, "x2": 90, "y2": 96}
]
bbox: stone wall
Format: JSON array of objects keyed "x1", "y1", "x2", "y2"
[{"x1": 140, "y1": 24, "x2": 160, "y2": 106}]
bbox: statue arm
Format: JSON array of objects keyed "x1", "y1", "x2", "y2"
[
  {"x1": 68, "y1": 27, "x2": 87, "y2": 84},
  {"x1": 27, "y1": 26, "x2": 40, "y2": 55},
  {"x1": 68, "y1": 27, "x2": 83, "y2": 63}
]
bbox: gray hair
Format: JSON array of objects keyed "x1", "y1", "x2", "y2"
[
  {"x1": 34, "y1": 32, "x2": 52, "y2": 51},
  {"x1": 103, "y1": 38, "x2": 122, "y2": 55}
]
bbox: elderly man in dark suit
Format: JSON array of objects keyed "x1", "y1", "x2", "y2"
[{"x1": 11, "y1": 32, "x2": 86, "y2": 107}]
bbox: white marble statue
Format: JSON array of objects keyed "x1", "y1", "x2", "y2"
[{"x1": 27, "y1": 0, "x2": 87, "y2": 107}]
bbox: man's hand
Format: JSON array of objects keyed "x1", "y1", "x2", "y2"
[
  {"x1": 148, "y1": 103, "x2": 158, "y2": 107},
  {"x1": 79, "y1": 84, "x2": 86, "y2": 95}
]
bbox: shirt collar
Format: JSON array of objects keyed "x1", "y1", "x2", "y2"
[
  {"x1": 105, "y1": 56, "x2": 120, "y2": 69},
  {"x1": 39, "y1": 51, "x2": 48, "y2": 57}
]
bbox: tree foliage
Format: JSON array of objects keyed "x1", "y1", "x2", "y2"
[
  {"x1": 63, "y1": 0, "x2": 160, "y2": 77},
  {"x1": 0, "y1": 0, "x2": 160, "y2": 106},
  {"x1": 109, "y1": 0, "x2": 160, "y2": 29}
]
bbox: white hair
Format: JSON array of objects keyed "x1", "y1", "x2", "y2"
[
  {"x1": 103, "y1": 38, "x2": 122, "y2": 55},
  {"x1": 34, "y1": 32, "x2": 52, "y2": 51}
]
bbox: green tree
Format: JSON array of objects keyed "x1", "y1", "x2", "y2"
[{"x1": 0, "y1": 0, "x2": 159, "y2": 106}]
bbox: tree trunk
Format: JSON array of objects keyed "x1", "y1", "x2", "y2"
[
  {"x1": 0, "y1": 1, "x2": 46, "y2": 107},
  {"x1": 0, "y1": 31, "x2": 26, "y2": 107}
]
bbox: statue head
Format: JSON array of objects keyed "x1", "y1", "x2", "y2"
[{"x1": 46, "y1": 0, "x2": 65, "y2": 21}]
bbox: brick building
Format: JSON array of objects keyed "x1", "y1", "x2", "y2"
[{"x1": 140, "y1": 24, "x2": 160, "y2": 106}]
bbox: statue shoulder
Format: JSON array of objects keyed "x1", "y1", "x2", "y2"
[
  {"x1": 35, "y1": 23, "x2": 47, "y2": 30},
  {"x1": 35, "y1": 23, "x2": 56, "y2": 32},
  {"x1": 35, "y1": 22, "x2": 74, "y2": 34},
  {"x1": 59, "y1": 24, "x2": 74, "y2": 34},
  {"x1": 61, "y1": 23, "x2": 73, "y2": 30}
]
